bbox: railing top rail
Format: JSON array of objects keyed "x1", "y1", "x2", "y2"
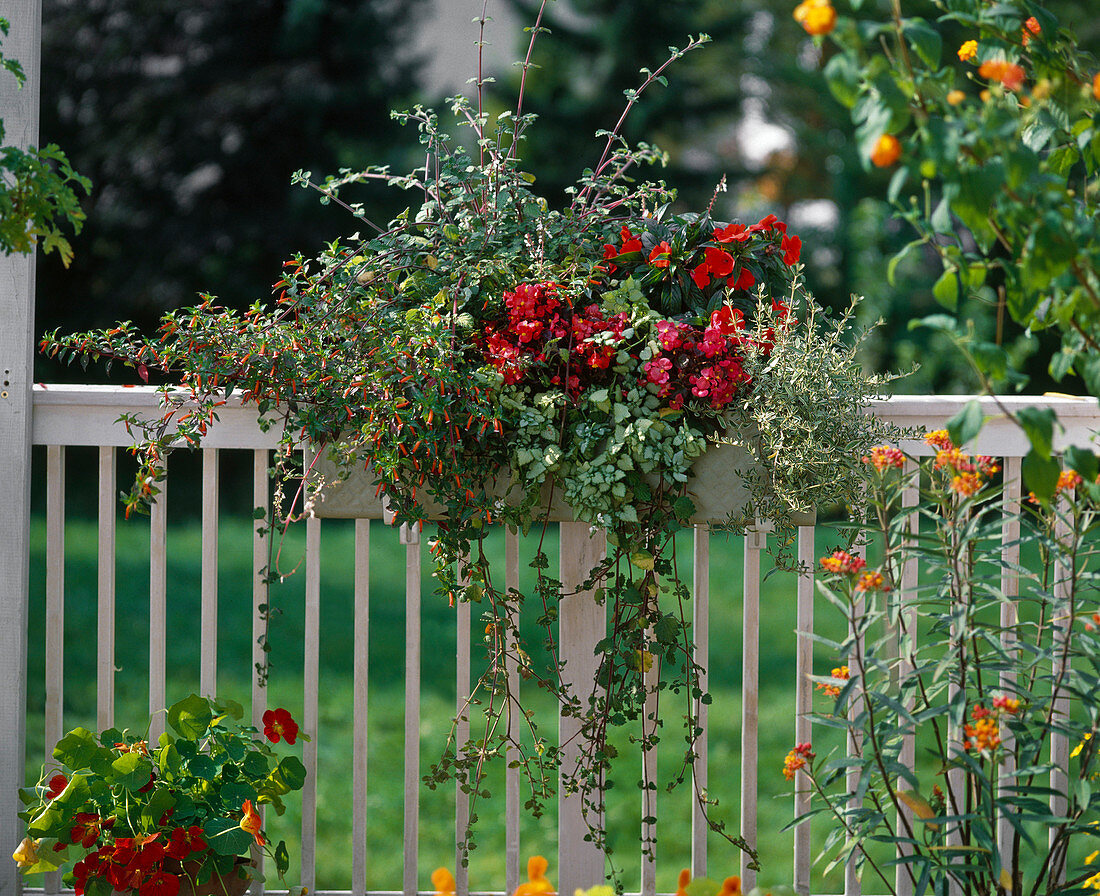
[{"x1": 31, "y1": 384, "x2": 1099, "y2": 454}]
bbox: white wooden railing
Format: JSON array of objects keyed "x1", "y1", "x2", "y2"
[{"x1": 6, "y1": 385, "x2": 1099, "y2": 896}]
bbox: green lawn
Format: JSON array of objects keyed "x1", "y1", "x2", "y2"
[{"x1": 26, "y1": 515, "x2": 855, "y2": 893}]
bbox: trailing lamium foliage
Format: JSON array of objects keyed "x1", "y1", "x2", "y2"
[{"x1": 42, "y1": 6, "x2": 894, "y2": 876}]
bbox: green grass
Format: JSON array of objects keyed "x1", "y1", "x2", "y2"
[{"x1": 26, "y1": 515, "x2": 855, "y2": 893}]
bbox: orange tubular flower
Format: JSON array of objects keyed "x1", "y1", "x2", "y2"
[
  {"x1": 719, "y1": 877, "x2": 743, "y2": 896},
  {"x1": 870, "y1": 134, "x2": 901, "y2": 168},
  {"x1": 793, "y1": 0, "x2": 836, "y2": 36},
  {"x1": 1022, "y1": 16, "x2": 1040, "y2": 46},
  {"x1": 958, "y1": 40, "x2": 978, "y2": 62},
  {"x1": 676, "y1": 870, "x2": 692, "y2": 896},
  {"x1": 1094, "y1": 72, "x2": 1100, "y2": 101},
  {"x1": 239, "y1": 799, "x2": 265, "y2": 848}
]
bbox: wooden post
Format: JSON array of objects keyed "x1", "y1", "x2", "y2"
[
  {"x1": 0, "y1": 2, "x2": 40, "y2": 893},
  {"x1": 558, "y1": 522, "x2": 607, "y2": 896}
]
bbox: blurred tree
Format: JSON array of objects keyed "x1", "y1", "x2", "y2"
[{"x1": 36, "y1": 0, "x2": 426, "y2": 378}]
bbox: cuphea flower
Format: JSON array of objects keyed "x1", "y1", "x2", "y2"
[
  {"x1": 958, "y1": 40, "x2": 978, "y2": 62},
  {"x1": 239, "y1": 799, "x2": 265, "y2": 847},
  {"x1": 263, "y1": 707, "x2": 299, "y2": 744},
  {"x1": 870, "y1": 134, "x2": 901, "y2": 167},
  {"x1": 783, "y1": 742, "x2": 815, "y2": 779}
]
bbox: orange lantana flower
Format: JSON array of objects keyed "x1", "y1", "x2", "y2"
[
  {"x1": 958, "y1": 40, "x2": 978, "y2": 62},
  {"x1": 979, "y1": 59, "x2": 1026, "y2": 91},
  {"x1": 870, "y1": 134, "x2": 901, "y2": 167},
  {"x1": 793, "y1": 0, "x2": 837, "y2": 36}
]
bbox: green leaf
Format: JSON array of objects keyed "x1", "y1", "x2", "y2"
[
  {"x1": 1017, "y1": 406, "x2": 1056, "y2": 459},
  {"x1": 903, "y1": 18, "x2": 942, "y2": 68},
  {"x1": 110, "y1": 752, "x2": 153, "y2": 791},
  {"x1": 52, "y1": 728, "x2": 101, "y2": 770},
  {"x1": 946, "y1": 400, "x2": 984, "y2": 448},
  {"x1": 203, "y1": 816, "x2": 253, "y2": 857},
  {"x1": 685, "y1": 878, "x2": 722, "y2": 896},
  {"x1": 168, "y1": 694, "x2": 213, "y2": 740},
  {"x1": 823, "y1": 53, "x2": 860, "y2": 109},
  {"x1": 274, "y1": 756, "x2": 307, "y2": 791},
  {"x1": 1064, "y1": 446, "x2": 1098, "y2": 484},
  {"x1": 931, "y1": 267, "x2": 961, "y2": 311},
  {"x1": 887, "y1": 239, "x2": 924, "y2": 286},
  {"x1": 1022, "y1": 449, "x2": 1060, "y2": 503},
  {"x1": 629, "y1": 550, "x2": 655, "y2": 570}
]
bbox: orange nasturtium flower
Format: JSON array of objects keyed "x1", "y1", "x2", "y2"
[
  {"x1": 13, "y1": 837, "x2": 41, "y2": 869},
  {"x1": 432, "y1": 868, "x2": 457, "y2": 896},
  {"x1": 793, "y1": 0, "x2": 837, "y2": 36},
  {"x1": 676, "y1": 869, "x2": 692, "y2": 896},
  {"x1": 958, "y1": 40, "x2": 978, "y2": 62},
  {"x1": 240, "y1": 799, "x2": 265, "y2": 847},
  {"x1": 870, "y1": 134, "x2": 902, "y2": 168},
  {"x1": 513, "y1": 856, "x2": 555, "y2": 896}
]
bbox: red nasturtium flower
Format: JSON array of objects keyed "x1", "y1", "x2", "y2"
[
  {"x1": 140, "y1": 870, "x2": 182, "y2": 896},
  {"x1": 870, "y1": 134, "x2": 902, "y2": 167},
  {"x1": 240, "y1": 799, "x2": 265, "y2": 847},
  {"x1": 70, "y1": 813, "x2": 113, "y2": 849},
  {"x1": 263, "y1": 707, "x2": 299, "y2": 744},
  {"x1": 46, "y1": 773, "x2": 68, "y2": 800}
]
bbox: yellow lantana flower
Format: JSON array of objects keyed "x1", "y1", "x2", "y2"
[{"x1": 958, "y1": 40, "x2": 978, "y2": 61}]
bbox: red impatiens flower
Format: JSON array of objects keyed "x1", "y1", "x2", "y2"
[
  {"x1": 648, "y1": 241, "x2": 672, "y2": 268},
  {"x1": 46, "y1": 773, "x2": 68, "y2": 800},
  {"x1": 729, "y1": 266, "x2": 755, "y2": 291},
  {"x1": 263, "y1": 707, "x2": 299, "y2": 744}
]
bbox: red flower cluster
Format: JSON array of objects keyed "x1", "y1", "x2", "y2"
[
  {"x1": 863, "y1": 444, "x2": 905, "y2": 471},
  {"x1": 71, "y1": 827, "x2": 206, "y2": 896},
  {"x1": 482, "y1": 282, "x2": 628, "y2": 396},
  {"x1": 820, "y1": 550, "x2": 866, "y2": 575},
  {"x1": 783, "y1": 742, "x2": 815, "y2": 780},
  {"x1": 641, "y1": 305, "x2": 757, "y2": 410}
]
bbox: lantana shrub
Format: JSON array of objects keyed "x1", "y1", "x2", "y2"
[
  {"x1": 794, "y1": 0, "x2": 1100, "y2": 495},
  {"x1": 788, "y1": 432, "x2": 1100, "y2": 896},
  {"x1": 42, "y1": 6, "x2": 892, "y2": 871}
]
